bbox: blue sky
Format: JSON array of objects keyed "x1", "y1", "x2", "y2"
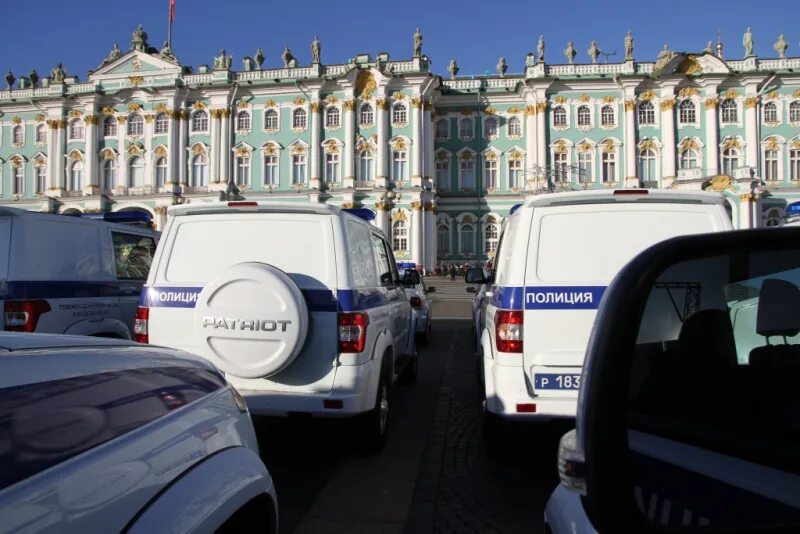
[{"x1": 2, "y1": 0, "x2": 798, "y2": 81}]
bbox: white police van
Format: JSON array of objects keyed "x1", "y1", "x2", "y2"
[
  {"x1": 467, "y1": 190, "x2": 733, "y2": 428},
  {"x1": 0, "y1": 208, "x2": 158, "y2": 339},
  {"x1": 138, "y1": 201, "x2": 417, "y2": 451}
]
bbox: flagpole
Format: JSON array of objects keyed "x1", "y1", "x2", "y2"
[{"x1": 167, "y1": 0, "x2": 173, "y2": 47}]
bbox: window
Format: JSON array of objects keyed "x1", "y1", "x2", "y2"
[
  {"x1": 392, "y1": 150, "x2": 408, "y2": 181},
  {"x1": 722, "y1": 148, "x2": 739, "y2": 176},
  {"x1": 764, "y1": 102, "x2": 778, "y2": 123},
  {"x1": 764, "y1": 149, "x2": 779, "y2": 181},
  {"x1": 191, "y1": 111, "x2": 208, "y2": 133},
  {"x1": 372, "y1": 233, "x2": 395, "y2": 286},
  {"x1": 358, "y1": 150, "x2": 374, "y2": 182},
  {"x1": 264, "y1": 109, "x2": 278, "y2": 130},
  {"x1": 601, "y1": 106, "x2": 615, "y2": 127},
  {"x1": 234, "y1": 156, "x2": 250, "y2": 185},
  {"x1": 102, "y1": 159, "x2": 117, "y2": 190},
  {"x1": 128, "y1": 113, "x2": 144, "y2": 136},
  {"x1": 578, "y1": 151, "x2": 593, "y2": 182},
  {"x1": 12, "y1": 126, "x2": 23, "y2": 145},
  {"x1": 35, "y1": 165, "x2": 46, "y2": 194},
  {"x1": 484, "y1": 223, "x2": 499, "y2": 254},
  {"x1": 508, "y1": 159, "x2": 522, "y2": 189},
  {"x1": 507, "y1": 117, "x2": 521, "y2": 137},
  {"x1": 553, "y1": 106, "x2": 567, "y2": 127},
  {"x1": 460, "y1": 118, "x2": 474, "y2": 139},
  {"x1": 191, "y1": 154, "x2": 208, "y2": 187},
  {"x1": 393, "y1": 103, "x2": 407, "y2": 124},
  {"x1": 483, "y1": 117, "x2": 497, "y2": 139},
  {"x1": 640, "y1": 149, "x2": 656, "y2": 181},
  {"x1": 459, "y1": 156, "x2": 475, "y2": 189},
  {"x1": 680, "y1": 149, "x2": 698, "y2": 169},
  {"x1": 577, "y1": 106, "x2": 591, "y2": 127},
  {"x1": 155, "y1": 157, "x2": 167, "y2": 187},
  {"x1": 154, "y1": 113, "x2": 169, "y2": 134},
  {"x1": 437, "y1": 225, "x2": 450, "y2": 255},
  {"x1": 553, "y1": 152, "x2": 568, "y2": 181},
  {"x1": 69, "y1": 160, "x2": 83, "y2": 191},
  {"x1": 436, "y1": 119, "x2": 450, "y2": 139},
  {"x1": 638, "y1": 101, "x2": 655, "y2": 125},
  {"x1": 112, "y1": 231, "x2": 156, "y2": 281},
  {"x1": 393, "y1": 220, "x2": 408, "y2": 253},
  {"x1": 790, "y1": 102, "x2": 800, "y2": 123},
  {"x1": 12, "y1": 165, "x2": 23, "y2": 195},
  {"x1": 292, "y1": 154, "x2": 306, "y2": 183},
  {"x1": 484, "y1": 158, "x2": 497, "y2": 189},
  {"x1": 264, "y1": 154, "x2": 278, "y2": 185},
  {"x1": 35, "y1": 124, "x2": 46, "y2": 144},
  {"x1": 103, "y1": 116, "x2": 117, "y2": 137},
  {"x1": 236, "y1": 110, "x2": 251, "y2": 131},
  {"x1": 128, "y1": 156, "x2": 144, "y2": 188},
  {"x1": 436, "y1": 157, "x2": 450, "y2": 190},
  {"x1": 721, "y1": 99, "x2": 738, "y2": 123},
  {"x1": 325, "y1": 107, "x2": 340, "y2": 128},
  {"x1": 68, "y1": 119, "x2": 84, "y2": 141},
  {"x1": 325, "y1": 152, "x2": 340, "y2": 182},
  {"x1": 460, "y1": 224, "x2": 474, "y2": 254},
  {"x1": 679, "y1": 100, "x2": 696, "y2": 124},
  {"x1": 292, "y1": 108, "x2": 307, "y2": 129},
  {"x1": 602, "y1": 151, "x2": 616, "y2": 182},
  {"x1": 791, "y1": 149, "x2": 800, "y2": 181},
  {"x1": 360, "y1": 104, "x2": 374, "y2": 126}
]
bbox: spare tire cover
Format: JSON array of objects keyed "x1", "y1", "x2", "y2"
[{"x1": 193, "y1": 262, "x2": 309, "y2": 379}]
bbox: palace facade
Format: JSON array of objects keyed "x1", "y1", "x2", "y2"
[{"x1": 1, "y1": 27, "x2": 799, "y2": 267}]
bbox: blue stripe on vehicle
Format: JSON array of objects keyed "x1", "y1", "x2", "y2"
[
  {"x1": 0, "y1": 366, "x2": 225, "y2": 491},
  {"x1": 524, "y1": 286, "x2": 606, "y2": 310},
  {"x1": 4, "y1": 280, "x2": 144, "y2": 300}
]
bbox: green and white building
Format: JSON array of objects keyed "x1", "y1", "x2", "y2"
[{"x1": 1, "y1": 27, "x2": 799, "y2": 267}]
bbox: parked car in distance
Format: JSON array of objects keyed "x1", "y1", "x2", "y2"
[
  {"x1": 0, "y1": 332, "x2": 277, "y2": 533},
  {"x1": 139, "y1": 201, "x2": 417, "y2": 452},
  {"x1": 0, "y1": 208, "x2": 158, "y2": 339},
  {"x1": 401, "y1": 269, "x2": 435, "y2": 342}
]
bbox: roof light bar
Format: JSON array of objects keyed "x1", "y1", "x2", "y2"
[{"x1": 342, "y1": 208, "x2": 376, "y2": 222}]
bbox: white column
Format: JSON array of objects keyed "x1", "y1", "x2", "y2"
[
  {"x1": 624, "y1": 100, "x2": 637, "y2": 183},
  {"x1": 178, "y1": 109, "x2": 188, "y2": 186},
  {"x1": 343, "y1": 99, "x2": 355, "y2": 187},
  {"x1": 705, "y1": 97, "x2": 720, "y2": 176},
  {"x1": 411, "y1": 201, "x2": 423, "y2": 265},
  {"x1": 525, "y1": 104, "x2": 537, "y2": 169},
  {"x1": 46, "y1": 119, "x2": 59, "y2": 191},
  {"x1": 423, "y1": 102, "x2": 434, "y2": 186},
  {"x1": 209, "y1": 110, "x2": 219, "y2": 183},
  {"x1": 661, "y1": 99, "x2": 677, "y2": 181},
  {"x1": 117, "y1": 115, "x2": 127, "y2": 189},
  {"x1": 220, "y1": 108, "x2": 231, "y2": 183},
  {"x1": 377, "y1": 203, "x2": 390, "y2": 237},
  {"x1": 411, "y1": 98, "x2": 422, "y2": 186},
  {"x1": 376, "y1": 97, "x2": 389, "y2": 187},
  {"x1": 536, "y1": 102, "x2": 547, "y2": 167},
  {"x1": 167, "y1": 110, "x2": 179, "y2": 188},
  {"x1": 83, "y1": 113, "x2": 98, "y2": 193},
  {"x1": 56, "y1": 120, "x2": 66, "y2": 192},
  {"x1": 744, "y1": 97, "x2": 758, "y2": 169},
  {"x1": 310, "y1": 101, "x2": 321, "y2": 188},
  {"x1": 425, "y1": 203, "x2": 435, "y2": 269},
  {"x1": 144, "y1": 114, "x2": 154, "y2": 190}
]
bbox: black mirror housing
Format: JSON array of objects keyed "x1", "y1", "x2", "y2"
[
  {"x1": 466, "y1": 286, "x2": 477, "y2": 294},
  {"x1": 464, "y1": 267, "x2": 487, "y2": 284},
  {"x1": 427, "y1": 286, "x2": 436, "y2": 293}
]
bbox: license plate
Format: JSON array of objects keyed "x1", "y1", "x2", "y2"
[{"x1": 534, "y1": 373, "x2": 581, "y2": 390}]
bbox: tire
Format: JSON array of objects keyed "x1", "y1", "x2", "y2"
[
  {"x1": 400, "y1": 352, "x2": 418, "y2": 385},
  {"x1": 359, "y1": 368, "x2": 390, "y2": 454}
]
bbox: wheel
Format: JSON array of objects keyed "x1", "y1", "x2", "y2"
[
  {"x1": 400, "y1": 352, "x2": 418, "y2": 384},
  {"x1": 359, "y1": 370, "x2": 390, "y2": 454}
]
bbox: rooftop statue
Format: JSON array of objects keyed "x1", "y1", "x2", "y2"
[
  {"x1": 743, "y1": 27, "x2": 754, "y2": 57},
  {"x1": 525, "y1": 52, "x2": 535, "y2": 68},
  {"x1": 564, "y1": 41, "x2": 576, "y2": 64},
  {"x1": 101, "y1": 43, "x2": 122, "y2": 67},
  {"x1": 624, "y1": 31, "x2": 634, "y2": 60},
  {"x1": 496, "y1": 57, "x2": 507, "y2": 76},
  {"x1": 311, "y1": 36, "x2": 321, "y2": 64},
  {"x1": 282, "y1": 47, "x2": 297, "y2": 68},
  {"x1": 131, "y1": 24, "x2": 149, "y2": 52},
  {"x1": 242, "y1": 56, "x2": 256, "y2": 71},
  {"x1": 413, "y1": 28, "x2": 423, "y2": 57},
  {"x1": 537, "y1": 35, "x2": 545, "y2": 63},
  {"x1": 28, "y1": 69, "x2": 39, "y2": 87},
  {"x1": 159, "y1": 40, "x2": 178, "y2": 63},
  {"x1": 5, "y1": 71, "x2": 15, "y2": 90},
  {"x1": 774, "y1": 34, "x2": 788, "y2": 59},
  {"x1": 254, "y1": 48, "x2": 265, "y2": 69},
  {"x1": 213, "y1": 49, "x2": 232, "y2": 70},
  {"x1": 50, "y1": 63, "x2": 66, "y2": 83},
  {"x1": 447, "y1": 59, "x2": 459, "y2": 79},
  {"x1": 587, "y1": 41, "x2": 600, "y2": 64}
]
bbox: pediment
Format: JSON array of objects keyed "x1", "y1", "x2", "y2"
[
  {"x1": 654, "y1": 52, "x2": 731, "y2": 78},
  {"x1": 90, "y1": 50, "x2": 181, "y2": 80}
]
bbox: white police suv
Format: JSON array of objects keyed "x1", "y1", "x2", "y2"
[
  {"x1": 138, "y1": 201, "x2": 417, "y2": 451},
  {"x1": 0, "y1": 332, "x2": 277, "y2": 533},
  {"x1": 467, "y1": 190, "x2": 733, "y2": 431},
  {"x1": 0, "y1": 208, "x2": 158, "y2": 339}
]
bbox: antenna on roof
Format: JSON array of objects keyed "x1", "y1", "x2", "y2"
[{"x1": 600, "y1": 51, "x2": 617, "y2": 63}]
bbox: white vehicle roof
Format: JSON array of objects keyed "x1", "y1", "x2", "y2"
[
  {"x1": 169, "y1": 201, "x2": 350, "y2": 218},
  {"x1": 523, "y1": 189, "x2": 729, "y2": 209}
]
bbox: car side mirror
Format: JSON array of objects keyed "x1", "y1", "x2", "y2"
[
  {"x1": 464, "y1": 267, "x2": 487, "y2": 284},
  {"x1": 565, "y1": 228, "x2": 800, "y2": 532},
  {"x1": 380, "y1": 272, "x2": 393, "y2": 286},
  {"x1": 466, "y1": 286, "x2": 477, "y2": 294},
  {"x1": 427, "y1": 286, "x2": 436, "y2": 293}
]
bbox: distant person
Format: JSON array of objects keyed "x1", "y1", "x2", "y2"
[{"x1": 449, "y1": 264, "x2": 456, "y2": 282}]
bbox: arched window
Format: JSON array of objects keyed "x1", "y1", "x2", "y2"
[
  {"x1": 392, "y1": 103, "x2": 407, "y2": 125},
  {"x1": 69, "y1": 160, "x2": 83, "y2": 191},
  {"x1": 325, "y1": 107, "x2": 340, "y2": 128},
  {"x1": 35, "y1": 163, "x2": 46, "y2": 194},
  {"x1": 35, "y1": 124, "x2": 46, "y2": 144},
  {"x1": 128, "y1": 156, "x2": 144, "y2": 188},
  {"x1": 436, "y1": 119, "x2": 450, "y2": 139},
  {"x1": 638, "y1": 101, "x2": 655, "y2": 125},
  {"x1": 790, "y1": 102, "x2": 800, "y2": 123},
  {"x1": 600, "y1": 106, "x2": 615, "y2": 126},
  {"x1": 392, "y1": 220, "x2": 408, "y2": 252},
  {"x1": 553, "y1": 106, "x2": 567, "y2": 127},
  {"x1": 721, "y1": 99, "x2": 738, "y2": 123},
  {"x1": 264, "y1": 152, "x2": 279, "y2": 185},
  {"x1": 484, "y1": 223, "x2": 499, "y2": 254},
  {"x1": 678, "y1": 100, "x2": 696, "y2": 124},
  {"x1": 237, "y1": 110, "x2": 251, "y2": 131},
  {"x1": 69, "y1": 119, "x2": 84, "y2": 141},
  {"x1": 553, "y1": 152, "x2": 568, "y2": 181},
  {"x1": 360, "y1": 103, "x2": 374, "y2": 126},
  {"x1": 392, "y1": 149, "x2": 408, "y2": 181},
  {"x1": 764, "y1": 149, "x2": 779, "y2": 181},
  {"x1": 602, "y1": 151, "x2": 615, "y2": 182},
  {"x1": 12, "y1": 164, "x2": 24, "y2": 195},
  {"x1": 292, "y1": 153, "x2": 306, "y2": 183},
  {"x1": 191, "y1": 111, "x2": 208, "y2": 133},
  {"x1": 459, "y1": 118, "x2": 474, "y2": 139},
  {"x1": 508, "y1": 158, "x2": 522, "y2": 189},
  {"x1": 722, "y1": 148, "x2": 740, "y2": 176},
  {"x1": 459, "y1": 155, "x2": 475, "y2": 189},
  {"x1": 12, "y1": 125, "x2": 23, "y2": 145},
  {"x1": 791, "y1": 148, "x2": 800, "y2": 181},
  {"x1": 764, "y1": 102, "x2": 778, "y2": 123},
  {"x1": 436, "y1": 155, "x2": 450, "y2": 190},
  {"x1": 154, "y1": 113, "x2": 169, "y2": 134},
  {"x1": 483, "y1": 117, "x2": 497, "y2": 139},
  {"x1": 102, "y1": 159, "x2": 117, "y2": 190},
  {"x1": 358, "y1": 150, "x2": 375, "y2": 182},
  {"x1": 155, "y1": 157, "x2": 167, "y2": 187},
  {"x1": 292, "y1": 108, "x2": 307, "y2": 129},
  {"x1": 437, "y1": 225, "x2": 450, "y2": 255},
  {"x1": 264, "y1": 108, "x2": 278, "y2": 130},
  {"x1": 577, "y1": 106, "x2": 591, "y2": 126},
  {"x1": 324, "y1": 152, "x2": 340, "y2": 183},
  {"x1": 507, "y1": 116, "x2": 521, "y2": 137},
  {"x1": 235, "y1": 155, "x2": 251, "y2": 185},
  {"x1": 639, "y1": 149, "x2": 657, "y2": 181},
  {"x1": 460, "y1": 224, "x2": 474, "y2": 254},
  {"x1": 680, "y1": 149, "x2": 698, "y2": 169},
  {"x1": 103, "y1": 116, "x2": 117, "y2": 137},
  {"x1": 191, "y1": 153, "x2": 208, "y2": 187},
  {"x1": 128, "y1": 113, "x2": 144, "y2": 136},
  {"x1": 484, "y1": 157, "x2": 497, "y2": 189},
  {"x1": 578, "y1": 151, "x2": 593, "y2": 182}
]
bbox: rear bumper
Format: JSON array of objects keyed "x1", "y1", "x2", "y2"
[
  {"x1": 484, "y1": 357, "x2": 577, "y2": 420},
  {"x1": 238, "y1": 360, "x2": 376, "y2": 417}
]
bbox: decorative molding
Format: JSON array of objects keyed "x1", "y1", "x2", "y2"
[
  {"x1": 460, "y1": 151, "x2": 473, "y2": 161},
  {"x1": 68, "y1": 110, "x2": 82, "y2": 119},
  {"x1": 536, "y1": 102, "x2": 547, "y2": 113},
  {"x1": 640, "y1": 90, "x2": 655, "y2": 101},
  {"x1": 392, "y1": 138, "x2": 407, "y2": 151},
  {"x1": 767, "y1": 91, "x2": 780, "y2": 101},
  {"x1": 58, "y1": 118, "x2": 68, "y2": 128},
  {"x1": 704, "y1": 97, "x2": 719, "y2": 109},
  {"x1": 144, "y1": 114, "x2": 154, "y2": 124},
  {"x1": 392, "y1": 209, "x2": 408, "y2": 222},
  {"x1": 310, "y1": 101, "x2": 322, "y2": 113},
  {"x1": 678, "y1": 87, "x2": 699, "y2": 98},
  {"x1": 291, "y1": 144, "x2": 306, "y2": 155},
  {"x1": 524, "y1": 104, "x2": 537, "y2": 116},
  {"x1": 722, "y1": 138, "x2": 742, "y2": 150},
  {"x1": 294, "y1": 97, "x2": 306, "y2": 106},
  {"x1": 508, "y1": 150, "x2": 522, "y2": 160},
  {"x1": 35, "y1": 113, "x2": 45, "y2": 122},
  {"x1": 640, "y1": 139, "x2": 657, "y2": 150},
  {"x1": 325, "y1": 95, "x2": 339, "y2": 104},
  {"x1": 792, "y1": 140, "x2": 800, "y2": 150},
  {"x1": 128, "y1": 145, "x2": 141, "y2": 156},
  {"x1": 680, "y1": 138, "x2": 699, "y2": 150},
  {"x1": 221, "y1": 108, "x2": 231, "y2": 118},
  {"x1": 484, "y1": 151, "x2": 497, "y2": 161},
  {"x1": 506, "y1": 106, "x2": 521, "y2": 114},
  {"x1": 191, "y1": 144, "x2": 206, "y2": 155},
  {"x1": 84, "y1": 114, "x2": 99, "y2": 125},
  {"x1": 235, "y1": 146, "x2": 251, "y2": 157},
  {"x1": 660, "y1": 99, "x2": 675, "y2": 110},
  {"x1": 392, "y1": 92, "x2": 406, "y2": 101},
  {"x1": 724, "y1": 89, "x2": 740, "y2": 99},
  {"x1": 193, "y1": 102, "x2": 207, "y2": 111},
  {"x1": 265, "y1": 99, "x2": 277, "y2": 108},
  {"x1": 602, "y1": 140, "x2": 616, "y2": 153},
  {"x1": 343, "y1": 99, "x2": 355, "y2": 111},
  {"x1": 554, "y1": 140, "x2": 568, "y2": 154},
  {"x1": 154, "y1": 103, "x2": 169, "y2": 113},
  {"x1": 411, "y1": 97, "x2": 421, "y2": 109},
  {"x1": 624, "y1": 100, "x2": 636, "y2": 111},
  {"x1": 602, "y1": 96, "x2": 616, "y2": 104},
  {"x1": 128, "y1": 76, "x2": 145, "y2": 87},
  {"x1": 236, "y1": 100, "x2": 249, "y2": 109},
  {"x1": 554, "y1": 96, "x2": 567, "y2": 104},
  {"x1": 154, "y1": 146, "x2": 167, "y2": 157},
  {"x1": 375, "y1": 98, "x2": 388, "y2": 110},
  {"x1": 744, "y1": 96, "x2": 759, "y2": 109},
  {"x1": 579, "y1": 94, "x2": 591, "y2": 103},
  {"x1": 102, "y1": 106, "x2": 115, "y2": 116},
  {"x1": 483, "y1": 106, "x2": 497, "y2": 115},
  {"x1": 11, "y1": 117, "x2": 22, "y2": 125},
  {"x1": 127, "y1": 103, "x2": 142, "y2": 112},
  {"x1": 578, "y1": 142, "x2": 593, "y2": 153},
  {"x1": 763, "y1": 136, "x2": 780, "y2": 151},
  {"x1": 410, "y1": 201, "x2": 422, "y2": 211},
  {"x1": 47, "y1": 119, "x2": 60, "y2": 129},
  {"x1": 69, "y1": 151, "x2": 83, "y2": 161},
  {"x1": 460, "y1": 107, "x2": 473, "y2": 116}
]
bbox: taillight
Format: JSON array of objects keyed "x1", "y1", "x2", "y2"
[
  {"x1": 409, "y1": 296, "x2": 423, "y2": 309},
  {"x1": 4, "y1": 300, "x2": 51, "y2": 332},
  {"x1": 495, "y1": 310, "x2": 523, "y2": 353},
  {"x1": 338, "y1": 312, "x2": 369, "y2": 352},
  {"x1": 134, "y1": 306, "x2": 149, "y2": 343}
]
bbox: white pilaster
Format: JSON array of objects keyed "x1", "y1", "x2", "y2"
[
  {"x1": 55, "y1": 120, "x2": 66, "y2": 193},
  {"x1": 705, "y1": 96, "x2": 720, "y2": 176},
  {"x1": 423, "y1": 102, "x2": 433, "y2": 187},
  {"x1": 376, "y1": 202, "x2": 390, "y2": 237},
  {"x1": 411, "y1": 201, "x2": 423, "y2": 265},
  {"x1": 144, "y1": 114, "x2": 154, "y2": 190},
  {"x1": 117, "y1": 115, "x2": 127, "y2": 189},
  {"x1": 661, "y1": 93, "x2": 677, "y2": 181},
  {"x1": 310, "y1": 101, "x2": 321, "y2": 188},
  {"x1": 744, "y1": 97, "x2": 758, "y2": 169},
  {"x1": 411, "y1": 97, "x2": 423, "y2": 187},
  {"x1": 209, "y1": 110, "x2": 220, "y2": 183},
  {"x1": 525, "y1": 103, "x2": 537, "y2": 170},
  {"x1": 344, "y1": 98, "x2": 355, "y2": 187},
  {"x1": 220, "y1": 108, "x2": 231, "y2": 183},
  {"x1": 178, "y1": 110, "x2": 188, "y2": 186},
  {"x1": 83, "y1": 113, "x2": 98, "y2": 194},
  {"x1": 536, "y1": 102, "x2": 547, "y2": 167},
  {"x1": 624, "y1": 100, "x2": 637, "y2": 184},
  {"x1": 166, "y1": 110, "x2": 178, "y2": 189},
  {"x1": 46, "y1": 119, "x2": 59, "y2": 192},
  {"x1": 424, "y1": 202, "x2": 435, "y2": 269},
  {"x1": 376, "y1": 96, "x2": 389, "y2": 188}
]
